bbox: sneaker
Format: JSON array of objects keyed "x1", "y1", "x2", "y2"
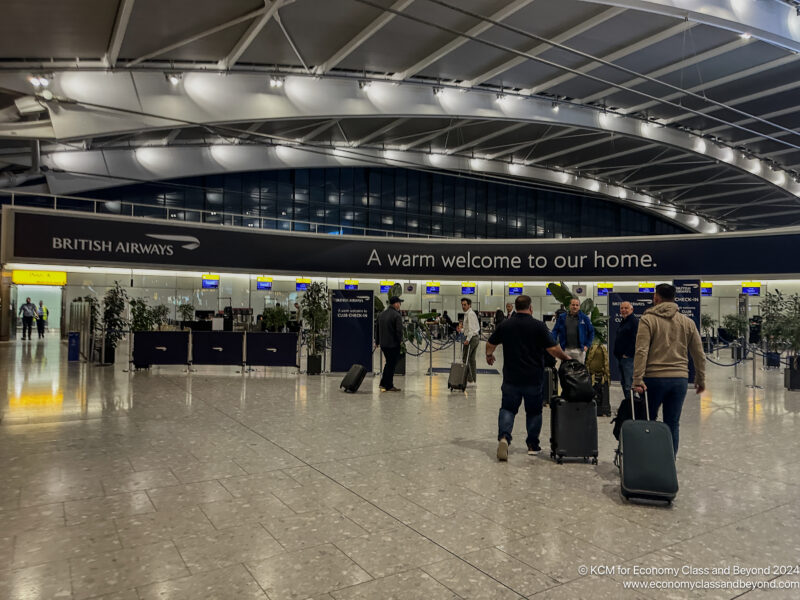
[
  {"x1": 388, "y1": 387, "x2": 402, "y2": 392},
  {"x1": 527, "y1": 444, "x2": 542, "y2": 456},
  {"x1": 497, "y1": 438, "x2": 509, "y2": 461}
]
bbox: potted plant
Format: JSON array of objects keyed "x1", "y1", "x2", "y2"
[
  {"x1": 262, "y1": 304, "x2": 290, "y2": 332},
  {"x1": 152, "y1": 305, "x2": 170, "y2": 330},
  {"x1": 300, "y1": 281, "x2": 329, "y2": 374},
  {"x1": 760, "y1": 291, "x2": 784, "y2": 368},
  {"x1": 101, "y1": 281, "x2": 129, "y2": 365},
  {"x1": 700, "y1": 313, "x2": 716, "y2": 353},
  {"x1": 178, "y1": 303, "x2": 195, "y2": 328},
  {"x1": 784, "y1": 293, "x2": 800, "y2": 390},
  {"x1": 130, "y1": 298, "x2": 156, "y2": 333},
  {"x1": 721, "y1": 313, "x2": 748, "y2": 359}
]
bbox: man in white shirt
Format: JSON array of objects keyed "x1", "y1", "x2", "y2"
[{"x1": 459, "y1": 297, "x2": 481, "y2": 384}]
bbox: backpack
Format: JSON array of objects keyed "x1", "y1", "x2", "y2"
[{"x1": 585, "y1": 343, "x2": 610, "y2": 384}]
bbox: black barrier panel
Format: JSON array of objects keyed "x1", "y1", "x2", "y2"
[
  {"x1": 132, "y1": 331, "x2": 189, "y2": 367},
  {"x1": 191, "y1": 332, "x2": 244, "y2": 365},
  {"x1": 674, "y1": 279, "x2": 701, "y2": 383},
  {"x1": 246, "y1": 333, "x2": 298, "y2": 367}
]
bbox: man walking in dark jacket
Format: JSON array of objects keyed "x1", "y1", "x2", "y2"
[
  {"x1": 377, "y1": 296, "x2": 404, "y2": 392},
  {"x1": 19, "y1": 297, "x2": 37, "y2": 341},
  {"x1": 613, "y1": 301, "x2": 638, "y2": 401}
]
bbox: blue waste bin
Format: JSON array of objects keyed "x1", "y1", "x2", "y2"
[{"x1": 68, "y1": 332, "x2": 80, "y2": 361}]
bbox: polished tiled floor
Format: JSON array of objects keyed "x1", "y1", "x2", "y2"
[{"x1": 1, "y1": 336, "x2": 799, "y2": 599}]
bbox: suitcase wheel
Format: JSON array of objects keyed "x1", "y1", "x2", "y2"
[
  {"x1": 556, "y1": 456, "x2": 563, "y2": 464},
  {"x1": 591, "y1": 457, "x2": 598, "y2": 465}
]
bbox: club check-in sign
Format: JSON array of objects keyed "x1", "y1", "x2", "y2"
[{"x1": 5, "y1": 207, "x2": 800, "y2": 278}]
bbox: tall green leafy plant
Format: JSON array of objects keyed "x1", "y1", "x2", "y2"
[
  {"x1": 152, "y1": 305, "x2": 170, "y2": 328},
  {"x1": 102, "y1": 281, "x2": 129, "y2": 348},
  {"x1": 178, "y1": 303, "x2": 195, "y2": 322},
  {"x1": 547, "y1": 282, "x2": 609, "y2": 344},
  {"x1": 700, "y1": 313, "x2": 717, "y2": 352},
  {"x1": 721, "y1": 313, "x2": 747, "y2": 341},
  {"x1": 300, "y1": 281, "x2": 329, "y2": 356},
  {"x1": 129, "y1": 298, "x2": 156, "y2": 332},
  {"x1": 263, "y1": 304, "x2": 290, "y2": 332},
  {"x1": 760, "y1": 291, "x2": 785, "y2": 352}
]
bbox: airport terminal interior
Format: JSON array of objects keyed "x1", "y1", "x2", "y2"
[{"x1": 2, "y1": 1, "x2": 800, "y2": 599}]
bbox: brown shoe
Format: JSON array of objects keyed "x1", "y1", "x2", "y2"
[{"x1": 388, "y1": 387, "x2": 402, "y2": 392}]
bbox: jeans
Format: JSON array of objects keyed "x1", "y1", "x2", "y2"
[
  {"x1": 644, "y1": 377, "x2": 688, "y2": 456},
  {"x1": 618, "y1": 356, "x2": 634, "y2": 400},
  {"x1": 462, "y1": 336, "x2": 479, "y2": 382},
  {"x1": 21, "y1": 316, "x2": 33, "y2": 339},
  {"x1": 498, "y1": 381, "x2": 543, "y2": 448},
  {"x1": 380, "y1": 346, "x2": 401, "y2": 389},
  {"x1": 37, "y1": 319, "x2": 46, "y2": 338}
]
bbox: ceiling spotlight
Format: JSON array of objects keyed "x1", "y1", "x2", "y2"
[
  {"x1": 358, "y1": 80, "x2": 372, "y2": 90},
  {"x1": 432, "y1": 87, "x2": 444, "y2": 97},
  {"x1": 552, "y1": 101, "x2": 559, "y2": 112},
  {"x1": 28, "y1": 74, "x2": 50, "y2": 88},
  {"x1": 165, "y1": 72, "x2": 182, "y2": 86},
  {"x1": 495, "y1": 93, "x2": 507, "y2": 103},
  {"x1": 740, "y1": 32, "x2": 751, "y2": 40},
  {"x1": 269, "y1": 76, "x2": 284, "y2": 88}
]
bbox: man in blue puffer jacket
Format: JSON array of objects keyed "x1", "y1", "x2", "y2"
[{"x1": 552, "y1": 298, "x2": 594, "y2": 363}]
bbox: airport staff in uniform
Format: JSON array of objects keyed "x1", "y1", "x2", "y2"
[{"x1": 36, "y1": 300, "x2": 49, "y2": 339}]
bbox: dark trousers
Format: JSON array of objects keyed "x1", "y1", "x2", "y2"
[
  {"x1": 380, "y1": 346, "x2": 401, "y2": 389},
  {"x1": 21, "y1": 316, "x2": 33, "y2": 339},
  {"x1": 644, "y1": 377, "x2": 688, "y2": 455},
  {"x1": 498, "y1": 382, "x2": 544, "y2": 448},
  {"x1": 37, "y1": 319, "x2": 46, "y2": 338}
]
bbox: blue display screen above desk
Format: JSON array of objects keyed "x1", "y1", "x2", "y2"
[
  {"x1": 701, "y1": 287, "x2": 712, "y2": 297},
  {"x1": 202, "y1": 279, "x2": 219, "y2": 289},
  {"x1": 509, "y1": 287, "x2": 523, "y2": 296},
  {"x1": 639, "y1": 287, "x2": 654, "y2": 293},
  {"x1": 344, "y1": 284, "x2": 358, "y2": 290},
  {"x1": 461, "y1": 286, "x2": 475, "y2": 295},
  {"x1": 426, "y1": 286, "x2": 440, "y2": 294},
  {"x1": 741, "y1": 287, "x2": 760, "y2": 296},
  {"x1": 545, "y1": 288, "x2": 552, "y2": 296},
  {"x1": 380, "y1": 285, "x2": 391, "y2": 293},
  {"x1": 256, "y1": 281, "x2": 272, "y2": 290},
  {"x1": 296, "y1": 283, "x2": 308, "y2": 291},
  {"x1": 597, "y1": 288, "x2": 611, "y2": 296}
]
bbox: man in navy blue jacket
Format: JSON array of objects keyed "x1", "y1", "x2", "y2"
[
  {"x1": 552, "y1": 298, "x2": 594, "y2": 363},
  {"x1": 613, "y1": 301, "x2": 638, "y2": 401}
]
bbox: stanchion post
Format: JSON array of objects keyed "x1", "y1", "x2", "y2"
[
  {"x1": 746, "y1": 343, "x2": 763, "y2": 389},
  {"x1": 729, "y1": 340, "x2": 742, "y2": 380},
  {"x1": 427, "y1": 324, "x2": 435, "y2": 377}
]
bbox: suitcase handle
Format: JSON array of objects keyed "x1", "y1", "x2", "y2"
[
  {"x1": 463, "y1": 338, "x2": 476, "y2": 365},
  {"x1": 630, "y1": 390, "x2": 650, "y2": 421}
]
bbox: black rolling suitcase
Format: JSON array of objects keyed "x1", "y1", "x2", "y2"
[
  {"x1": 616, "y1": 392, "x2": 678, "y2": 503},
  {"x1": 594, "y1": 379, "x2": 611, "y2": 416},
  {"x1": 340, "y1": 364, "x2": 367, "y2": 393},
  {"x1": 550, "y1": 398, "x2": 598, "y2": 464},
  {"x1": 543, "y1": 367, "x2": 557, "y2": 406},
  {"x1": 448, "y1": 342, "x2": 474, "y2": 391}
]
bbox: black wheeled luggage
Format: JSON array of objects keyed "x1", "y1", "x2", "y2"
[
  {"x1": 617, "y1": 392, "x2": 678, "y2": 503},
  {"x1": 340, "y1": 364, "x2": 367, "y2": 393},
  {"x1": 594, "y1": 380, "x2": 611, "y2": 416},
  {"x1": 544, "y1": 367, "x2": 558, "y2": 406},
  {"x1": 550, "y1": 398, "x2": 598, "y2": 464}
]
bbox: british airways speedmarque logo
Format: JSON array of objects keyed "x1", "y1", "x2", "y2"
[{"x1": 145, "y1": 234, "x2": 201, "y2": 250}]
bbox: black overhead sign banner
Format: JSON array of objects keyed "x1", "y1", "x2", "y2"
[{"x1": 7, "y1": 209, "x2": 800, "y2": 277}]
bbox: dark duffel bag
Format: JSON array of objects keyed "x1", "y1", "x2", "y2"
[
  {"x1": 340, "y1": 364, "x2": 367, "y2": 393},
  {"x1": 558, "y1": 360, "x2": 594, "y2": 403},
  {"x1": 611, "y1": 394, "x2": 648, "y2": 440}
]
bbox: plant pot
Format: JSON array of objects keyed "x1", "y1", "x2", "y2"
[
  {"x1": 395, "y1": 354, "x2": 406, "y2": 376},
  {"x1": 307, "y1": 354, "x2": 322, "y2": 375},
  {"x1": 786, "y1": 362, "x2": 800, "y2": 391},
  {"x1": 102, "y1": 340, "x2": 116, "y2": 365}
]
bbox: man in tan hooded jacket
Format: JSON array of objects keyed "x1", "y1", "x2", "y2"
[{"x1": 633, "y1": 283, "x2": 705, "y2": 455}]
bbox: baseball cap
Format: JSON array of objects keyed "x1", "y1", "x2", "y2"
[{"x1": 389, "y1": 296, "x2": 404, "y2": 304}]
